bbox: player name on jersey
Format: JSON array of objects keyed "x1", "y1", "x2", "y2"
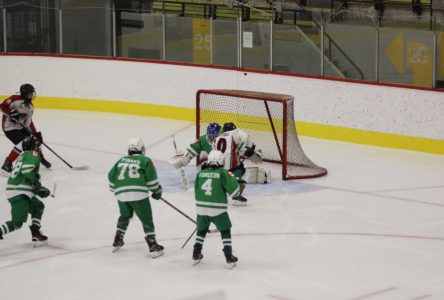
[
  {"x1": 198, "y1": 172, "x2": 221, "y2": 179},
  {"x1": 120, "y1": 157, "x2": 142, "y2": 165}
]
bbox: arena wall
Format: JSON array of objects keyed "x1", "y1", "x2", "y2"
[{"x1": 0, "y1": 54, "x2": 443, "y2": 154}]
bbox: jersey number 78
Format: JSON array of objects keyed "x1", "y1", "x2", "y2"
[{"x1": 117, "y1": 163, "x2": 140, "y2": 180}]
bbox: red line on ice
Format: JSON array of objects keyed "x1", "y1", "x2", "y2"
[
  {"x1": 1, "y1": 232, "x2": 444, "y2": 270},
  {"x1": 409, "y1": 296, "x2": 431, "y2": 300},
  {"x1": 268, "y1": 295, "x2": 297, "y2": 300},
  {"x1": 368, "y1": 185, "x2": 444, "y2": 193},
  {"x1": 350, "y1": 287, "x2": 397, "y2": 300}
]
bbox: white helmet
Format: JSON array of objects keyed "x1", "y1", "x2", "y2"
[
  {"x1": 128, "y1": 138, "x2": 145, "y2": 155},
  {"x1": 207, "y1": 150, "x2": 224, "y2": 167}
]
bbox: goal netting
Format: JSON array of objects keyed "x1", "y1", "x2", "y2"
[{"x1": 196, "y1": 89, "x2": 327, "y2": 180}]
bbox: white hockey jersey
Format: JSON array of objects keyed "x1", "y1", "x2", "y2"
[
  {"x1": 1, "y1": 96, "x2": 35, "y2": 132},
  {"x1": 213, "y1": 128, "x2": 251, "y2": 169}
]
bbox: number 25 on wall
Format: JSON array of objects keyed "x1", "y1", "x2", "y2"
[
  {"x1": 408, "y1": 46, "x2": 428, "y2": 64},
  {"x1": 195, "y1": 33, "x2": 211, "y2": 51}
]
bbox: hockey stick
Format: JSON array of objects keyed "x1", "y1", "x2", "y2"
[
  {"x1": 171, "y1": 136, "x2": 189, "y2": 191},
  {"x1": 181, "y1": 227, "x2": 197, "y2": 249},
  {"x1": 50, "y1": 182, "x2": 57, "y2": 198},
  {"x1": 161, "y1": 198, "x2": 217, "y2": 234},
  {"x1": 43, "y1": 142, "x2": 89, "y2": 170},
  {"x1": 161, "y1": 197, "x2": 196, "y2": 225},
  {"x1": 160, "y1": 198, "x2": 197, "y2": 249}
]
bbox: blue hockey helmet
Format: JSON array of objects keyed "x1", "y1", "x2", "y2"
[{"x1": 206, "y1": 122, "x2": 221, "y2": 142}]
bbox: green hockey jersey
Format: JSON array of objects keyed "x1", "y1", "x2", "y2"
[
  {"x1": 108, "y1": 154, "x2": 160, "y2": 202},
  {"x1": 187, "y1": 134, "x2": 213, "y2": 158},
  {"x1": 6, "y1": 150, "x2": 41, "y2": 199},
  {"x1": 194, "y1": 167, "x2": 240, "y2": 217}
]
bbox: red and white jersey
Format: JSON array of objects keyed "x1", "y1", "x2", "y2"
[
  {"x1": 213, "y1": 128, "x2": 250, "y2": 169},
  {"x1": 0, "y1": 95, "x2": 36, "y2": 132}
]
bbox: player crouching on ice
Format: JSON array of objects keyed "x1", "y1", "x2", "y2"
[
  {"x1": 1, "y1": 84, "x2": 51, "y2": 173},
  {"x1": 0, "y1": 133, "x2": 51, "y2": 247},
  {"x1": 108, "y1": 138, "x2": 164, "y2": 258},
  {"x1": 193, "y1": 150, "x2": 240, "y2": 268},
  {"x1": 174, "y1": 122, "x2": 267, "y2": 206}
]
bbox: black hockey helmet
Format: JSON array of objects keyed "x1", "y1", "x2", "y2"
[
  {"x1": 20, "y1": 83, "x2": 36, "y2": 102},
  {"x1": 223, "y1": 122, "x2": 237, "y2": 132},
  {"x1": 22, "y1": 133, "x2": 42, "y2": 151}
]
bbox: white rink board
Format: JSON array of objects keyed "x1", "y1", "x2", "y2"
[{"x1": 0, "y1": 55, "x2": 443, "y2": 140}]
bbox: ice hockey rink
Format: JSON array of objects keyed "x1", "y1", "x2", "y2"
[{"x1": 0, "y1": 109, "x2": 443, "y2": 300}]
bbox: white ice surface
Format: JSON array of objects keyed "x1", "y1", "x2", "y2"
[{"x1": 1, "y1": 110, "x2": 444, "y2": 300}]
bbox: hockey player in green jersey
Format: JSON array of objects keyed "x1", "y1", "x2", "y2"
[
  {"x1": 108, "y1": 138, "x2": 164, "y2": 258},
  {"x1": 0, "y1": 133, "x2": 51, "y2": 247},
  {"x1": 192, "y1": 150, "x2": 240, "y2": 268}
]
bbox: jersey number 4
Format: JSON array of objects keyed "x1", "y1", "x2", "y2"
[
  {"x1": 201, "y1": 178, "x2": 213, "y2": 196},
  {"x1": 117, "y1": 163, "x2": 140, "y2": 180}
]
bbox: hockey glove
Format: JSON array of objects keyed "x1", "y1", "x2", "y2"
[
  {"x1": 243, "y1": 144, "x2": 263, "y2": 163},
  {"x1": 151, "y1": 185, "x2": 163, "y2": 200},
  {"x1": 36, "y1": 186, "x2": 50, "y2": 198},
  {"x1": 173, "y1": 152, "x2": 192, "y2": 169},
  {"x1": 9, "y1": 109, "x2": 19, "y2": 124},
  {"x1": 243, "y1": 144, "x2": 256, "y2": 157}
]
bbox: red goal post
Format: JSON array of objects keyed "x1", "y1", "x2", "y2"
[{"x1": 196, "y1": 89, "x2": 327, "y2": 180}]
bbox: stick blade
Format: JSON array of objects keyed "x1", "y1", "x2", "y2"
[
  {"x1": 50, "y1": 182, "x2": 57, "y2": 198},
  {"x1": 112, "y1": 246, "x2": 122, "y2": 253},
  {"x1": 72, "y1": 166, "x2": 89, "y2": 171},
  {"x1": 192, "y1": 259, "x2": 202, "y2": 266}
]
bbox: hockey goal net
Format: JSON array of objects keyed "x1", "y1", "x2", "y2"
[{"x1": 196, "y1": 89, "x2": 327, "y2": 180}]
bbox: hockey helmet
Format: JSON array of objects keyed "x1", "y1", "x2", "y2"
[
  {"x1": 223, "y1": 122, "x2": 237, "y2": 132},
  {"x1": 22, "y1": 133, "x2": 42, "y2": 151},
  {"x1": 206, "y1": 122, "x2": 221, "y2": 142},
  {"x1": 20, "y1": 83, "x2": 36, "y2": 102},
  {"x1": 128, "y1": 138, "x2": 145, "y2": 155},
  {"x1": 207, "y1": 150, "x2": 224, "y2": 168}
]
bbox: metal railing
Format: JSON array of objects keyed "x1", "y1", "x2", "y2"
[{"x1": 0, "y1": 1, "x2": 442, "y2": 88}]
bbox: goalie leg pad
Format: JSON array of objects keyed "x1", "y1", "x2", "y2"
[
  {"x1": 244, "y1": 167, "x2": 271, "y2": 184},
  {"x1": 248, "y1": 150, "x2": 263, "y2": 164},
  {"x1": 257, "y1": 167, "x2": 271, "y2": 184}
]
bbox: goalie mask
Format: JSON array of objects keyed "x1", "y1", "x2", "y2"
[
  {"x1": 128, "y1": 138, "x2": 145, "y2": 155},
  {"x1": 206, "y1": 122, "x2": 221, "y2": 143},
  {"x1": 207, "y1": 150, "x2": 224, "y2": 168}
]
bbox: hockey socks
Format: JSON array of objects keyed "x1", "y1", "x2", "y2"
[
  {"x1": 7, "y1": 147, "x2": 21, "y2": 163},
  {"x1": 221, "y1": 230, "x2": 232, "y2": 253}
]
